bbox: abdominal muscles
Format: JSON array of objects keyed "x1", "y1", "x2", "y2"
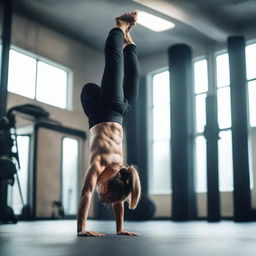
[{"x1": 89, "y1": 122, "x2": 123, "y2": 165}]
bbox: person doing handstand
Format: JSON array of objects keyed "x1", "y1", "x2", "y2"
[{"x1": 77, "y1": 11, "x2": 141, "y2": 237}]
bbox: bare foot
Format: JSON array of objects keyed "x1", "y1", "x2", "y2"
[
  {"x1": 115, "y1": 11, "x2": 139, "y2": 47},
  {"x1": 116, "y1": 10, "x2": 139, "y2": 24},
  {"x1": 127, "y1": 21, "x2": 136, "y2": 33},
  {"x1": 115, "y1": 19, "x2": 130, "y2": 34},
  {"x1": 116, "y1": 11, "x2": 139, "y2": 31}
]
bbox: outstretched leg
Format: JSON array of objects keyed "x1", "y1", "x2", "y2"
[
  {"x1": 100, "y1": 20, "x2": 129, "y2": 102},
  {"x1": 123, "y1": 30, "x2": 140, "y2": 105}
]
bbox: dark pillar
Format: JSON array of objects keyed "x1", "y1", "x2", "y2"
[
  {"x1": 135, "y1": 76, "x2": 149, "y2": 194},
  {"x1": 125, "y1": 101, "x2": 139, "y2": 168},
  {"x1": 227, "y1": 36, "x2": 251, "y2": 222},
  {"x1": 0, "y1": 0, "x2": 13, "y2": 222},
  {"x1": 0, "y1": 0, "x2": 12, "y2": 119},
  {"x1": 125, "y1": 76, "x2": 149, "y2": 195},
  {"x1": 204, "y1": 95, "x2": 221, "y2": 222},
  {"x1": 124, "y1": 76, "x2": 155, "y2": 220},
  {"x1": 168, "y1": 44, "x2": 196, "y2": 220}
]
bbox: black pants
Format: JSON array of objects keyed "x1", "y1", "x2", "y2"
[{"x1": 81, "y1": 28, "x2": 140, "y2": 128}]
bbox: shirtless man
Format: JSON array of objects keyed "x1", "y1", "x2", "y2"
[{"x1": 77, "y1": 11, "x2": 141, "y2": 237}]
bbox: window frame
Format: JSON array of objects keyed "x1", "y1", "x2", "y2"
[
  {"x1": 61, "y1": 136, "x2": 80, "y2": 217},
  {"x1": 193, "y1": 56, "x2": 209, "y2": 137},
  {"x1": 214, "y1": 44, "x2": 255, "y2": 191},
  {"x1": 193, "y1": 56, "x2": 209, "y2": 193},
  {"x1": 8, "y1": 45, "x2": 73, "y2": 110},
  {"x1": 245, "y1": 39, "x2": 256, "y2": 128},
  {"x1": 147, "y1": 40, "x2": 256, "y2": 195},
  {"x1": 148, "y1": 66, "x2": 172, "y2": 195},
  {"x1": 245, "y1": 40, "x2": 256, "y2": 189},
  {"x1": 214, "y1": 49, "x2": 234, "y2": 192}
]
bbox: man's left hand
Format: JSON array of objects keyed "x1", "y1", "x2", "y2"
[{"x1": 117, "y1": 230, "x2": 140, "y2": 236}]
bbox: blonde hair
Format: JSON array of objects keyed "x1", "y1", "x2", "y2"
[
  {"x1": 127, "y1": 165, "x2": 141, "y2": 209},
  {"x1": 98, "y1": 165, "x2": 141, "y2": 208}
]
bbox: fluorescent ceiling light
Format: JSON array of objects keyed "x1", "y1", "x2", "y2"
[{"x1": 137, "y1": 11, "x2": 175, "y2": 32}]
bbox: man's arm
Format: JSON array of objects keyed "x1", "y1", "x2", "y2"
[
  {"x1": 112, "y1": 201, "x2": 140, "y2": 236},
  {"x1": 112, "y1": 201, "x2": 124, "y2": 233},
  {"x1": 77, "y1": 159, "x2": 105, "y2": 237}
]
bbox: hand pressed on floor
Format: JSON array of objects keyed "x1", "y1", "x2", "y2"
[
  {"x1": 77, "y1": 230, "x2": 105, "y2": 237},
  {"x1": 117, "y1": 230, "x2": 140, "y2": 236}
]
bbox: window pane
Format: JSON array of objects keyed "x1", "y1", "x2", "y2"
[
  {"x1": 8, "y1": 136, "x2": 30, "y2": 215},
  {"x1": 151, "y1": 70, "x2": 171, "y2": 194},
  {"x1": 246, "y1": 43, "x2": 256, "y2": 80},
  {"x1": 194, "y1": 59, "x2": 208, "y2": 94},
  {"x1": 248, "y1": 80, "x2": 256, "y2": 127},
  {"x1": 36, "y1": 61, "x2": 68, "y2": 108},
  {"x1": 153, "y1": 106, "x2": 170, "y2": 140},
  {"x1": 152, "y1": 141, "x2": 171, "y2": 193},
  {"x1": 218, "y1": 130, "x2": 233, "y2": 192},
  {"x1": 195, "y1": 93, "x2": 207, "y2": 133},
  {"x1": 216, "y1": 53, "x2": 230, "y2": 88},
  {"x1": 62, "y1": 137, "x2": 78, "y2": 215},
  {"x1": 8, "y1": 49, "x2": 36, "y2": 98},
  {"x1": 217, "y1": 87, "x2": 232, "y2": 129},
  {"x1": 153, "y1": 70, "x2": 170, "y2": 105},
  {"x1": 195, "y1": 136, "x2": 207, "y2": 192}
]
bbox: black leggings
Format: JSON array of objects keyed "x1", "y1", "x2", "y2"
[
  {"x1": 81, "y1": 27, "x2": 140, "y2": 128},
  {"x1": 101, "y1": 27, "x2": 140, "y2": 104}
]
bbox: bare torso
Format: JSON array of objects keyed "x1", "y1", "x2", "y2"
[{"x1": 89, "y1": 122, "x2": 124, "y2": 186}]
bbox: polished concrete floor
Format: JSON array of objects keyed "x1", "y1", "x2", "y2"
[{"x1": 0, "y1": 220, "x2": 256, "y2": 256}]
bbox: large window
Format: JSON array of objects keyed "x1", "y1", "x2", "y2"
[
  {"x1": 8, "y1": 47, "x2": 71, "y2": 109},
  {"x1": 215, "y1": 47, "x2": 256, "y2": 191},
  {"x1": 194, "y1": 59, "x2": 208, "y2": 193},
  {"x1": 150, "y1": 70, "x2": 171, "y2": 194},
  {"x1": 149, "y1": 41, "x2": 256, "y2": 195}
]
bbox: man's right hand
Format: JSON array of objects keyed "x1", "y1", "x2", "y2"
[{"x1": 77, "y1": 230, "x2": 106, "y2": 237}]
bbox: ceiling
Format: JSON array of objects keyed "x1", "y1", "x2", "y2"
[{"x1": 9, "y1": 0, "x2": 256, "y2": 57}]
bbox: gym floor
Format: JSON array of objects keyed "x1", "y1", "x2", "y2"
[{"x1": 0, "y1": 220, "x2": 256, "y2": 256}]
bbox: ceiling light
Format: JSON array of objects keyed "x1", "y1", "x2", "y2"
[{"x1": 137, "y1": 11, "x2": 175, "y2": 32}]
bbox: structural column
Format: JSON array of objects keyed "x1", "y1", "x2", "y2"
[
  {"x1": 0, "y1": 0, "x2": 13, "y2": 119},
  {"x1": 125, "y1": 102, "x2": 139, "y2": 172},
  {"x1": 227, "y1": 36, "x2": 251, "y2": 221},
  {"x1": 205, "y1": 95, "x2": 220, "y2": 221},
  {"x1": 0, "y1": 0, "x2": 13, "y2": 222},
  {"x1": 126, "y1": 76, "x2": 149, "y2": 195},
  {"x1": 168, "y1": 44, "x2": 196, "y2": 220}
]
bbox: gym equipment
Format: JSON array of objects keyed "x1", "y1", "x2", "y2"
[
  {"x1": 0, "y1": 104, "x2": 86, "y2": 222},
  {"x1": 0, "y1": 104, "x2": 49, "y2": 223}
]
